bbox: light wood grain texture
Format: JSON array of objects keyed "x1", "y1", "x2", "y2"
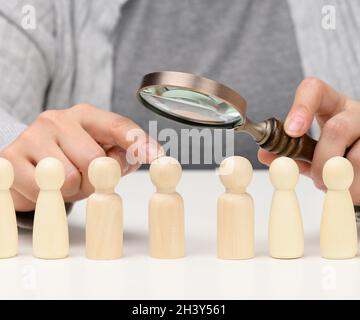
[
  {"x1": 149, "y1": 157, "x2": 185, "y2": 259},
  {"x1": 0, "y1": 158, "x2": 18, "y2": 259},
  {"x1": 217, "y1": 156, "x2": 255, "y2": 260},
  {"x1": 33, "y1": 158, "x2": 69, "y2": 260},
  {"x1": 320, "y1": 157, "x2": 358, "y2": 259},
  {"x1": 86, "y1": 157, "x2": 123, "y2": 260},
  {"x1": 268, "y1": 157, "x2": 304, "y2": 259}
]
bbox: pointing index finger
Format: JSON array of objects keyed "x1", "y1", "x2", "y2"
[{"x1": 69, "y1": 104, "x2": 163, "y2": 163}]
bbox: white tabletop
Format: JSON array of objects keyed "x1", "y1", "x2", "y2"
[{"x1": 0, "y1": 170, "x2": 359, "y2": 300}]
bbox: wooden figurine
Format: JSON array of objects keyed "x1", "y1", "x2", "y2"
[
  {"x1": 268, "y1": 157, "x2": 304, "y2": 259},
  {"x1": 217, "y1": 156, "x2": 255, "y2": 260},
  {"x1": 0, "y1": 158, "x2": 18, "y2": 259},
  {"x1": 33, "y1": 157, "x2": 69, "y2": 259},
  {"x1": 320, "y1": 156, "x2": 358, "y2": 259},
  {"x1": 86, "y1": 157, "x2": 123, "y2": 260},
  {"x1": 149, "y1": 156, "x2": 185, "y2": 259}
]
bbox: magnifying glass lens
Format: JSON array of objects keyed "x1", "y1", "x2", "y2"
[{"x1": 139, "y1": 86, "x2": 242, "y2": 125}]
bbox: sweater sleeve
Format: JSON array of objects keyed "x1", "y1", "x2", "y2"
[
  {"x1": 0, "y1": 2, "x2": 70, "y2": 225},
  {"x1": 0, "y1": 102, "x2": 27, "y2": 149},
  {"x1": 0, "y1": 0, "x2": 56, "y2": 149}
]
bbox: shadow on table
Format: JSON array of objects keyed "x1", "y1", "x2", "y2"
[{"x1": 19, "y1": 225, "x2": 148, "y2": 247}]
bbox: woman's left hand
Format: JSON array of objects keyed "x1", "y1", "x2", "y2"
[{"x1": 258, "y1": 77, "x2": 360, "y2": 205}]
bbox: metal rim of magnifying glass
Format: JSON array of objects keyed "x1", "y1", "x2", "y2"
[{"x1": 136, "y1": 71, "x2": 247, "y2": 129}]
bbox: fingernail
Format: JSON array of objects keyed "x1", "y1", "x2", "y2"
[
  {"x1": 286, "y1": 114, "x2": 306, "y2": 135},
  {"x1": 140, "y1": 142, "x2": 164, "y2": 163}
]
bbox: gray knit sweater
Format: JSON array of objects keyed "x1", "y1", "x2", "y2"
[
  {"x1": 1, "y1": 0, "x2": 360, "y2": 227},
  {"x1": 1, "y1": 0, "x2": 360, "y2": 150}
]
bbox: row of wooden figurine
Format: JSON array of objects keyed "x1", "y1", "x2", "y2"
[
  {"x1": 0, "y1": 155, "x2": 358, "y2": 260},
  {"x1": 142, "y1": 155, "x2": 358, "y2": 261}
]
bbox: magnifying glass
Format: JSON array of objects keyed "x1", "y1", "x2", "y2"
[{"x1": 137, "y1": 71, "x2": 317, "y2": 162}]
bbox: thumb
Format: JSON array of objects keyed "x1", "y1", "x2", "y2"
[
  {"x1": 284, "y1": 104, "x2": 313, "y2": 138},
  {"x1": 284, "y1": 78, "x2": 345, "y2": 137}
]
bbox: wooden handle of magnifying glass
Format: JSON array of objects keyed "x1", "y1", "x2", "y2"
[{"x1": 259, "y1": 118, "x2": 317, "y2": 163}]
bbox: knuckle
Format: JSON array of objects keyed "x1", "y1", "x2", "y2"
[
  {"x1": 323, "y1": 117, "x2": 349, "y2": 138},
  {"x1": 347, "y1": 148, "x2": 360, "y2": 166},
  {"x1": 63, "y1": 170, "x2": 81, "y2": 196},
  {"x1": 17, "y1": 129, "x2": 36, "y2": 145},
  {"x1": 37, "y1": 110, "x2": 63, "y2": 126},
  {"x1": 0, "y1": 146, "x2": 15, "y2": 160},
  {"x1": 66, "y1": 169, "x2": 81, "y2": 186},
  {"x1": 81, "y1": 149, "x2": 106, "y2": 173},
  {"x1": 71, "y1": 103, "x2": 95, "y2": 113},
  {"x1": 110, "y1": 116, "x2": 129, "y2": 130},
  {"x1": 17, "y1": 128, "x2": 47, "y2": 150},
  {"x1": 90, "y1": 149, "x2": 106, "y2": 161}
]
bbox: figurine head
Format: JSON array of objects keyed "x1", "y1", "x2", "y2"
[
  {"x1": 88, "y1": 157, "x2": 122, "y2": 192},
  {"x1": 149, "y1": 156, "x2": 182, "y2": 191},
  {"x1": 219, "y1": 156, "x2": 253, "y2": 191},
  {"x1": 35, "y1": 157, "x2": 65, "y2": 190},
  {"x1": 323, "y1": 156, "x2": 354, "y2": 190},
  {"x1": 269, "y1": 157, "x2": 299, "y2": 190}
]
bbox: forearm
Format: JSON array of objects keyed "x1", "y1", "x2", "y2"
[
  {"x1": 0, "y1": 103, "x2": 27, "y2": 149},
  {"x1": 0, "y1": 2, "x2": 54, "y2": 145}
]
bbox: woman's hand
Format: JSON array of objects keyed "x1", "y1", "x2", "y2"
[
  {"x1": 258, "y1": 77, "x2": 360, "y2": 204},
  {"x1": 0, "y1": 103, "x2": 163, "y2": 212}
]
